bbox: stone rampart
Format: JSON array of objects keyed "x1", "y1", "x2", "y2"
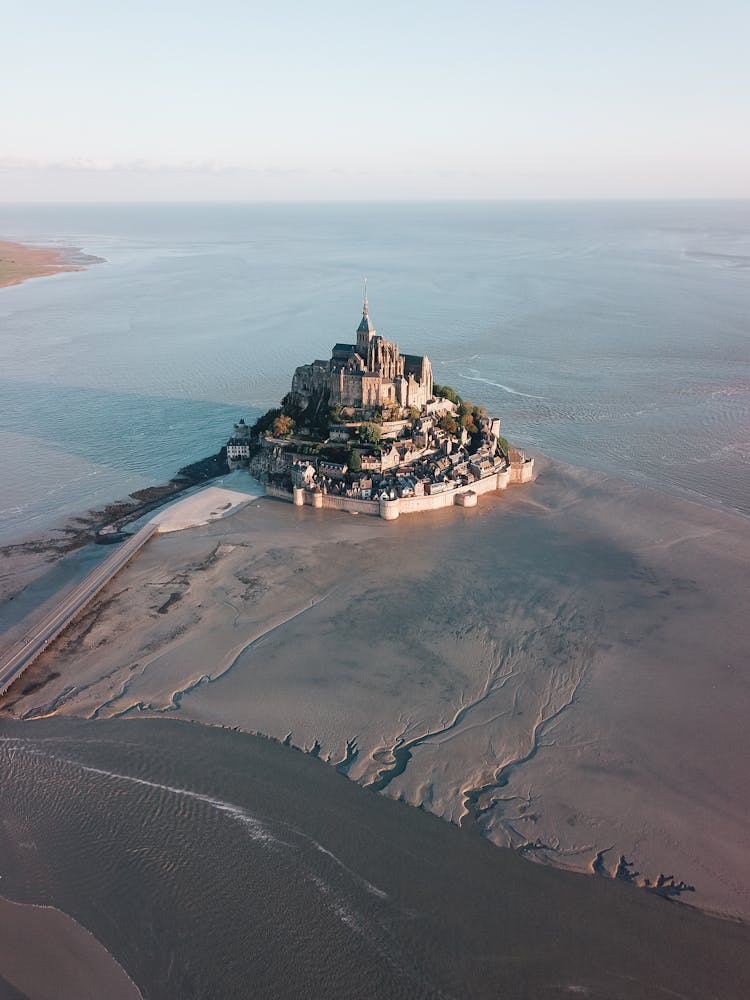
[
  {"x1": 266, "y1": 483, "x2": 294, "y2": 501},
  {"x1": 510, "y1": 458, "x2": 535, "y2": 484},
  {"x1": 318, "y1": 494, "x2": 377, "y2": 515},
  {"x1": 264, "y1": 462, "x2": 532, "y2": 520}
]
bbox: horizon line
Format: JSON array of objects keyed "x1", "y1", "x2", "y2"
[{"x1": 2, "y1": 196, "x2": 750, "y2": 207}]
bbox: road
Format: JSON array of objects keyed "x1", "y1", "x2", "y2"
[{"x1": 0, "y1": 522, "x2": 158, "y2": 697}]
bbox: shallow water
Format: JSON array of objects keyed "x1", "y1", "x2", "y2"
[
  {"x1": 1, "y1": 716, "x2": 749, "y2": 1000},
  {"x1": 1, "y1": 201, "x2": 749, "y2": 543}
]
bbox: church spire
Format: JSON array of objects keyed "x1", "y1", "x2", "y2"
[{"x1": 356, "y1": 278, "x2": 376, "y2": 352}]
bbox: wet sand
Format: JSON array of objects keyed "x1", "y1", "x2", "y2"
[
  {"x1": 1, "y1": 715, "x2": 749, "y2": 999},
  {"x1": 0, "y1": 896, "x2": 142, "y2": 1000},
  {"x1": 2, "y1": 456, "x2": 749, "y2": 924},
  {"x1": 0, "y1": 240, "x2": 100, "y2": 289}
]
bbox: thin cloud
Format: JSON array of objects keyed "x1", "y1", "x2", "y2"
[{"x1": 0, "y1": 157, "x2": 308, "y2": 174}]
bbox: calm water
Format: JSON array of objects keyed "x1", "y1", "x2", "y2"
[{"x1": 1, "y1": 201, "x2": 749, "y2": 543}]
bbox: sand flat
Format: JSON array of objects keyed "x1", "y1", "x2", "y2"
[
  {"x1": 0, "y1": 896, "x2": 142, "y2": 999},
  {"x1": 0, "y1": 240, "x2": 82, "y2": 288},
  {"x1": 2, "y1": 458, "x2": 749, "y2": 920},
  {"x1": 150, "y1": 484, "x2": 261, "y2": 533}
]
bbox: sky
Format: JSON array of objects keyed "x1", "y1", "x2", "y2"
[{"x1": 1, "y1": 0, "x2": 748, "y2": 201}]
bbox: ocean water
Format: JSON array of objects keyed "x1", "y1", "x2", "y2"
[{"x1": 1, "y1": 201, "x2": 748, "y2": 544}]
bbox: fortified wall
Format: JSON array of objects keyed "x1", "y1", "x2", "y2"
[{"x1": 265, "y1": 455, "x2": 533, "y2": 520}]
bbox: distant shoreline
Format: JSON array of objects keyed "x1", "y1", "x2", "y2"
[{"x1": 0, "y1": 238, "x2": 104, "y2": 289}]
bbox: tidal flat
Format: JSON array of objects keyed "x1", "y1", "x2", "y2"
[
  {"x1": 3, "y1": 455, "x2": 748, "y2": 932},
  {"x1": 1, "y1": 715, "x2": 749, "y2": 999},
  {"x1": 0, "y1": 239, "x2": 100, "y2": 289}
]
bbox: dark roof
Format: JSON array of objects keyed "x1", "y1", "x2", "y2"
[
  {"x1": 332, "y1": 342, "x2": 356, "y2": 354},
  {"x1": 357, "y1": 314, "x2": 375, "y2": 334}
]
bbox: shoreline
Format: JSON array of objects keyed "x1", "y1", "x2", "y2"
[
  {"x1": 0, "y1": 895, "x2": 142, "y2": 999},
  {"x1": 0, "y1": 238, "x2": 104, "y2": 289},
  {"x1": 0, "y1": 450, "x2": 229, "y2": 608}
]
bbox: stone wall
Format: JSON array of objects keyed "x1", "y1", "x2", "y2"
[
  {"x1": 265, "y1": 461, "x2": 532, "y2": 520},
  {"x1": 510, "y1": 458, "x2": 535, "y2": 484},
  {"x1": 316, "y1": 495, "x2": 380, "y2": 516}
]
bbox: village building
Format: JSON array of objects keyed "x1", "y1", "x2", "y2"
[{"x1": 226, "y1": 437, "x2": 252, "y2": 463}]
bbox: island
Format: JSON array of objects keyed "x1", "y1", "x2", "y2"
[{"x1": 227, "y1": 289, "x2": 533, "y2": 518}]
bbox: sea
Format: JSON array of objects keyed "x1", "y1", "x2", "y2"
[{"x1": 1, "y1": 201, "x2": 749, "y2": 545}]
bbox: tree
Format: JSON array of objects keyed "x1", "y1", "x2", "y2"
[
  {"x1": 359, "y1": 422, "x2": 382, "y2": 444},
  {"x1": 438, "y1": 414, "x2": 458, "y2": 435},
  {"x1": 348, "y1": 450, "x2": 362, "y2": 472},
  {"x1": 408, "y1": 405, "x2": 421, "y2": 420},
  {"x1": 251, "y1": 407, "x2": 281, "y2": 436},
  {"x1": 433, "y1": 383, "x2": 461, "y2": 405},
  {"x1": 460, "y1": 413, "x2": 477, "y2": 434},
  {"x1": 272, "y1": 414, "x2": 295, "y2": 437}
]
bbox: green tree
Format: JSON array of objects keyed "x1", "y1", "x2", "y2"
[
  {"x1": 408, "y1": 405, "x2": 421, "y2": 420},
  {"x1": 359, "y1": 422, "x2": 382, "y2": 444},
  {"x1": 434, "y1": 383, "x2": 461, "y2": 405},
  {"x1": 348, "y1": 450, "x2": 362, "y2": 472}
]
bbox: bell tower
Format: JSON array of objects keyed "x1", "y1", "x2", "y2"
[{"x1": 356, "y1": 279, "x2": 376, "y2": 358}]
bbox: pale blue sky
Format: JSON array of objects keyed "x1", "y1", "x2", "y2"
[{"x1": 1, "y1": 0, "x2": 748, "y2": 200}]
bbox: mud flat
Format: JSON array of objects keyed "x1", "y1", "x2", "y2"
[
  {"x1": 0, "y1": 239, "x2": 102, "y2": 289},
  {"x1": 2, "y1": 455, "x2": 749, "y2": 923},
  {"x1": 0, "y1": 895, "x2": 142, "y2": 1000},
  {"x1": 1, "y1": 715, "x2": 749, "y2": 999}
]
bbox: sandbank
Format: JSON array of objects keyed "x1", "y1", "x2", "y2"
[
  {"x1": 150, "y1": 484, "x2": 261, "y2": 533},
  {"x1": 0, "y1": 239, "x2": 101, "y2": 289},
  {"x1": 2, "y1": 456, "x2": 749, "y2": 922},
  {"x1": 0, "y1": 895, "x2": 142, "y2": 999}
]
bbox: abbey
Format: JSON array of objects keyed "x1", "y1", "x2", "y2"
[{"x1": 289, "y1": 292, "x2": 433, "y2": 416}]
